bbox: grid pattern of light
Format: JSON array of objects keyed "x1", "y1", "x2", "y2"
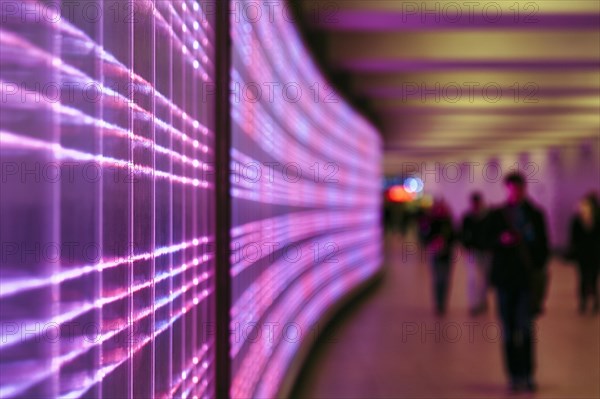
[
  {"x1": 230, "y1": 1, "x2": 383, "y2": 398},
  {"x1": 0, "y1": 1, "x2": 216, "y2": 398}
]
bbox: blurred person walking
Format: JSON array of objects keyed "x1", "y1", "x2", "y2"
[
  {"x1": 568, "y1": 192, "x2": 600, "y2": 314},
  {"x1": 485, "y1": 172, "x2": 549, "y2": 393},
  {"x1": 422, "y1": 198, "x2": 456, "y2": 316},
  {"x1": 461, "y1": 192, "x2": 491, "y2": 316}
]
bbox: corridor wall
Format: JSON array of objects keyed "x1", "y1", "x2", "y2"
[
  {"x1": 1, "y1": 2, "x2": 217, "y2": 398},
  {"x1": 0, "y1": 1, "x2": 382, "y2": 398},
  {"x1": 229, "y1": 1, "x2": 382, "y2": 398}
]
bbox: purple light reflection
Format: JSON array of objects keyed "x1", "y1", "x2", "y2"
[{"x1": 230, "y1": 1, "x2": 382, "y2": 398}]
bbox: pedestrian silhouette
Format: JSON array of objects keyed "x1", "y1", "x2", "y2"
[{"x1": 484, "y1": 172, "x2": 549, "y2": 393}]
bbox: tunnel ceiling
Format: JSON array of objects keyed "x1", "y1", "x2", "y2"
[{"x1": 298, "y1": 0, "x2": 600, "y2": 168}]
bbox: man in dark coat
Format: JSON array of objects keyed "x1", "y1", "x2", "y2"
[{"x1": 485, "y1": 172, "x2": 549, "y2": 393}]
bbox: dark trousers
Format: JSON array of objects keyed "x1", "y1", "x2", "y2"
[
  {"x1": 530, "y1": 268, "x2": 548, "y2": 316},
  {"x1": 577, "y1": 260, "x2": 599, "y2": 306},
  {"x1": 431, "y1": 258, "x2": 451, "y2": 312},
  {"x1": 496, "y1": 286, "x2": 534, "y2": 381}
]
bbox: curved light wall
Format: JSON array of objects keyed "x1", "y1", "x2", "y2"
[
  {"x1": 230, "y1": 1, "x2": 382, "y2": 397},
  {"x1": 0, "y1": 1, "x2": 382, "y2": 398}
]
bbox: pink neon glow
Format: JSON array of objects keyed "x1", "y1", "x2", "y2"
[
  {"x1": 1, "y1": 1, "x2": 382, "y2": 398},
  {"x1": 1, "y1": 1, "x2": 216, "y2": 398},
  {"x1": 230, "y1": 1, "x2": 382, "y2": 398}
]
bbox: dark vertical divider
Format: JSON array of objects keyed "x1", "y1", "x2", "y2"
[{"x1": 215, "y1": 1, "x2": 232, "y2": 398}]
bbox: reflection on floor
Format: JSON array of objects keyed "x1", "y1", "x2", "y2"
[{"x1": 292, "y1": 232, "x2": 600, "y2": 399}]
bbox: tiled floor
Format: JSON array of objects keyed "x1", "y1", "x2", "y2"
[{"x1": 292, "y1": 232, "x2": 600, "y2": 399}]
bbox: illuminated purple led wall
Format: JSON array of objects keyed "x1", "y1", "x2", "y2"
[
  {"x1": 1, "y1": 1, "x2": 382, "y2": 398},
  {"x1": 1, "y1": 1, "x2": 216, "y2": 398},
  {"x1": 229, "y1": 1, "x2": 383, "y2": 398}
]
